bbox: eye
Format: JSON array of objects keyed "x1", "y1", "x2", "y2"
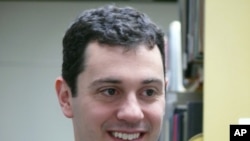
[
  {"x1": 142, "y1": 89, "x2": 157, "y2": 97},
  {"x1": 101, "y1": 88, "x2": 117, "y2": 96}
]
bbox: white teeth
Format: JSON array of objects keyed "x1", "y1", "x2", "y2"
[{"x1": 112, "y1": 132, "x2": 140, "y2": 140}]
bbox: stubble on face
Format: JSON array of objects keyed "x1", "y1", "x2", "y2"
[{"x1": 71, "y1": 41, "x2": 166, "y2": 141}]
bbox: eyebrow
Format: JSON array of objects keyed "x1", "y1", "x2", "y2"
[
  {"x1": 142, "y1": 78, "x2": 163, "y2": 86},
  {"x1": 89, "y1": 78, "x2": 122, "y2": 88},
  {"x1": 89, "y1": 77, "x2": 163, "y2": 88}
]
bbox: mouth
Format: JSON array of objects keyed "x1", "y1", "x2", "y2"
[{"x1": 109, "y1": 131, "x2": 144, "y2": 140}]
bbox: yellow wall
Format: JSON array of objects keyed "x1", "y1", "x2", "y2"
[{"x1": 204, "y1": 0, "x2": 250, "y2": 141}]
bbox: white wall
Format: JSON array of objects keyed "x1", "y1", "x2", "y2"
[{"x1": 0, "y1": 2, "x2": 178, "y2": 141}]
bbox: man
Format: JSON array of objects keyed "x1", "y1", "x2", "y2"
[{"x1": 55, "y1": 5, "x2": 167, "y2": 141}]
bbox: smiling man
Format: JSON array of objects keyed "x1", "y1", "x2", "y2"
[{"x1": 55, "y1": 5, "x2": 167, "y2": 141}]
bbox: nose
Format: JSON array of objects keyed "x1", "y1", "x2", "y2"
[{"x1": 116, "y1": 93, "x2": 144, "y2": 123}]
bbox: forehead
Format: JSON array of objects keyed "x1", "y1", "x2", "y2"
[
  {"x1": 81, "y1": 41, "x2": 164, "y2": 81},
  {"x1": 76, "y1": 41, "x2": 165, "y2": 93},
  {"x1": 85, "y1": 41, "x2": 162, "y2": 64}
]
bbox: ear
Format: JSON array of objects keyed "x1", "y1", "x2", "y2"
[{"x1": 55, "y1": 77, "x2": 73, "y2": 118}]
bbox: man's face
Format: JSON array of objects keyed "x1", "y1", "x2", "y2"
[{"x1": 61, "y1": 42, "x2": 166, "y2": 141}]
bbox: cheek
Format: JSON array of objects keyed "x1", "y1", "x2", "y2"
[
  {"x1": 74, "y1": 97, "x2": 116, "y2": 128},
  {"x1": 144, "y1": 99, "x2": 165, "y2": 128},
  {"x1": 76, "y1": 98, "x2": 111, "y2": 119},
  {"x1": 72, "y1": 97, "x2": 116, "y2": 139}
]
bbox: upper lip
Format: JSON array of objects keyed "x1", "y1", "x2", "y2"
[{"x1": 107, "y1": 128, "x2": 147, "y2": 133}]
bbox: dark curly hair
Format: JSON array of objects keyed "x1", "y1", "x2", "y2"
[{"x1": 62, "y1": 5, "x2": 165, "y2": 97}]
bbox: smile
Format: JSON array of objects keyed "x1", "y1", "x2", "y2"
[{"x1": 111, "y1": 132, "x2": 141, "y2": 140}]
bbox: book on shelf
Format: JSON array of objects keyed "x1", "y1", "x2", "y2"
[{"x1": 168, "y1": 101, "x2": 203, "y2": 141}]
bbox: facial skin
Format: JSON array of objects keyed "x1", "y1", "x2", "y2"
[{"x1": 55, "y1": 41, "x2": 166, "y2": 141}]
